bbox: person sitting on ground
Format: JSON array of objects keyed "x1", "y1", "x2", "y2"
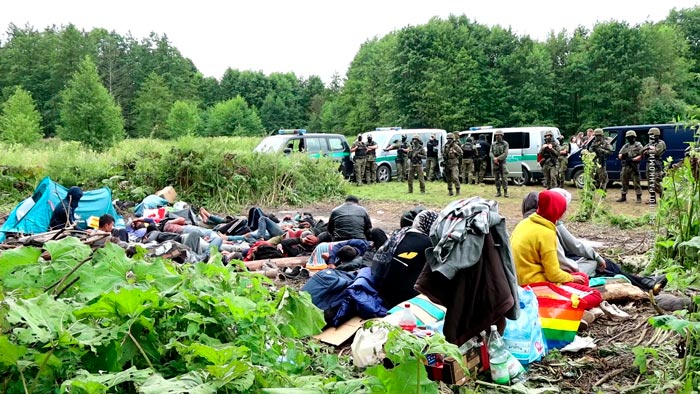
[
  {"x1": 327, "y1": 195, "x2": 372, "y2": 241},
  {"x1": 49, "y1": 186, "x2": 83, "y2": 230},
  {"x1": 375, "y1": 210, "x2": 438, "y2": 308},
  {"x1": 521, "y1": 190, "x2": 667, "y2": 294},
  {"x1": 88, "y1": 214, "x2": 129, "y2": 247}
]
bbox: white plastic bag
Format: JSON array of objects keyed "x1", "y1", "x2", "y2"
[
  {"x1": 503, "y1": 286, "x2": 547, "y2": 364},
  {"x1": 351, "y1": 325, "x2": 389, "y2": 368}
]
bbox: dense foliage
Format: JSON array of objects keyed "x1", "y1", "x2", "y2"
[
  {"x1": 0, "y1": 86, "x2": 42, "y2": 144},
  {"x1": 0, "y1": 137, "x2": 347, "y2": 212},
  {"x1": 1, "y1": 6, "x2": 699, "y2": 143}
]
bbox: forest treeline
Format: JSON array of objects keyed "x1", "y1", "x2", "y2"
[{"x1": 0, "y1": 6, "x2": 699, "y2": 148}]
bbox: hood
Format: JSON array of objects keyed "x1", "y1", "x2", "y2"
[
  {"x1": 66, "y1": 186, "x2": 84, "y2": 208},
  {"x1": 550, "y1": 188, "x2": 572, "y2": 208},
  {"x1": 521, "y1": 192, "x2": 539, "y2": 218},
  {"x1": 536, "y1": 190, "x2": 567, "y2": 224}
]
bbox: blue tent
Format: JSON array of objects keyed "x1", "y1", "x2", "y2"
[{"x1": 0, "y1": 177, "x2": 123, "y2": 242}]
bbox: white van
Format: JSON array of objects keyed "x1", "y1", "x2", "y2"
[
  {"x1": 358, "y1": 128, "x2": 448, "y2": 182},
  {"x1": 458, "y1": 126, "x2": 562, "y2": 185}
]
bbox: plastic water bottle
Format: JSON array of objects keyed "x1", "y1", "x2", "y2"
[
  {"x1": 398, "y1": 303, "x2": 417, "y2": 332},
  {"x1": 487, "y1": 325, "x2": 510, "y2": 385}
]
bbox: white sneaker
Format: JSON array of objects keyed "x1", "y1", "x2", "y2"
[{"x1": 600, "y1": 301, "x2": 630, "y2": 319}]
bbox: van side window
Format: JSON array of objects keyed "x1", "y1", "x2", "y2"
[
  {"x1": 328, "y1": 137, "x2": 344, "y2": 151},
  {"x1": 305, "y1": 137, "x2": 323, "y2": 153},
  {"x1": 504, "y1": 132, "x2": 529, "y2": 149}
]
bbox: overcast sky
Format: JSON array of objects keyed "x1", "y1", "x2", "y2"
[{"x1": 2, "y1": 0, "x2": 697, "y2": 83}]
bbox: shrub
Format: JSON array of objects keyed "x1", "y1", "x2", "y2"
[{"x1": 0, "y1": 86, "x2": 43, "y2": 144}]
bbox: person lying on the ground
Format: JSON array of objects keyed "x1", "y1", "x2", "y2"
[
  {"x1": 306, "y1": 239, "x2": 371, "y2": 270},
  {"x1": 521, "y1": 190, "x2": 667, "y2": 294},
  {"x1": 163, "y1": 217, "x2": 222, "y2": 241},
  {"x1": 49, "y1": 186, "x2": 83, "y2": 230},
  {"x1": 143, "y1": 227, "x2": 222, "y2": 261},
  {"x1": 224, "y1": 214, "x2": 311, "y2": 242},
  {"x1": 327, "y1": 195, "x2": 372, "y2": 241},
  {"x1": 375, "y1": 210, "x2": 438, "y2": 308},
  {"x1": 279, "y1": 231, "x2": 319, "y2": 257},
  {"x1": 511, "y1": 190, "x2": 603, "y2": 310}
]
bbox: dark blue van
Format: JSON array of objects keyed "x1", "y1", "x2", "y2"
[{"x1": 567, "y1": 124, "x2": 697, "y2": 188}]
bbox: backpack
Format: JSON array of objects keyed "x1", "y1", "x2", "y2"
[
  {"x1": 301, "y1": 269, "x2": 357, "y2": 311},
  {"x1": 312, "y1": 219, "x2": 328, "y2": 236}
]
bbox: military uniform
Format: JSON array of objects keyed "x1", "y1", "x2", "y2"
[
  {"x1": 491, "y1": 132, "x2": 509, "y2": 197},
  {"x1": 426, "y1": 136, "x2": 440, "y2": 181},
  {"x1": 388, "y1": 137, "x2": 409, "y2": 182},
  {"x1": 558, "y1": 137, "x2": 570, "y2": 187},
  {"x1": 443, "y1": 135, "x2": 463, "y2": 196},
  {"x1": 617, "y1": 130, "x2": 644, "y2": 203},
  {"x1": 589, "y1": 129, "x2": 612, "y2": 191},
  {"x1": 475, "y1": 135, "x2": 490, "y2": 183},
  {"x1": 461, "y1": 137, "x2": 476, "y2": 184},
  {"x1": 351, "y1": 138, "x2": 368, "y2": 186},
  {"x1": 643, "y1": 128, "x2": 666, "y2": 203},
  {"x1": 539, "y1": 131, "x2": 560, "y2": 189},
  {"x1": 365, "y1": 137, "x2": 378, "y2": 184},
  {"x1": 407, "y1": 136, "x2": 426, "y2": 193}
]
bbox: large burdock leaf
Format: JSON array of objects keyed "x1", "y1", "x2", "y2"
[
  {"x1": 61, "y1": 366, "x2": 154, "y2": 393},
  {"x1": 0, "y1": 246, "x2": 41, "y2": 279},
  {"x1": 5, "y1": 293, "x2": 73, "y2": 344},
  {"x1": 273, "y1": 287, "x2": 325, "y2": 338},
  {"x1": 138, "y1": 371, "x2": 218, "y2": 394}
]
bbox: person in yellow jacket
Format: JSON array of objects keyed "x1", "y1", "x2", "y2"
[{"x1": 510, "y1": 190, "x2": 587, "y2": 286}]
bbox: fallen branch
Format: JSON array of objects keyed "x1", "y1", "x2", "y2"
[
  {"x1": 619, "y1": 383, "x2": 652, "y2": 394},
  {"x1": 606, "y1": 320, "x2": 646, "y2": 344},
  {"x1": 633, "y1": 327, "x2": 649, "y2": 346},
  {"x1": 593, "y1": 368, "x2": 625, "y2": 387},
  {"x1": 244, "y1": 256, "x2": 308, "y2": 271}
]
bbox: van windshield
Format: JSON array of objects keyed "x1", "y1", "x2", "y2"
[{"x1": 254, "y1": 136, "x2": 289, "y2": 153}]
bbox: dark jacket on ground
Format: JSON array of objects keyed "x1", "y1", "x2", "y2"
[
  {"x1": 415, "y1": 232, "x2": 515, "y2": 346},
  {"x1": 332, "y1": 267, "x2": 387, "y2": 326},
  {"x1": 377, "y1": 230, "x2": 431, "y2": 308},
  {"x1": 49, "y1": 186, "x2": 83, "y2": 230},
  {"x1": 327, "y1": 202, "x2": 372, "y2": 241}
]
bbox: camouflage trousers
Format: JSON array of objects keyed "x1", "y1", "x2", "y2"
[
  {"x1": 621, "y1": 165, "x2": 642, "y2": 196},
  {"x1": 461, "y1": 159, "x2": 475, "y2": 184},
  {"x1": 365, "y1": 157, "x2": 377, "y2": 183},
  {"x1": 396, "y1": 160, "x2": 406, "y2": 182},
  {"x1": 354, "y1": 158, "x2": 367, "y2": 185},
  {"x1": 477, "y1": 159, "x2": 488, "y2": 183},
  {"x1": 543, "y1": 163, "x2": 559, "y2": 189},
  {"x1": 426, "y1": 157, "x2": 440, "y2": 181},
  {"x1": 558, "y1": 158, "x2": 568, "y2": 187},
  {"x1": 494, "y1": 164, "x2": 508, "y2": 192},
  {"x1": 595, "y1": 165, "x2": 608, "y2": 191},
  {"x1": 445, "y1": 161, "x2": 460, "y2": 192},
  {"x1": 407, "y1": 164, "x2": 425, "y2": 193}
]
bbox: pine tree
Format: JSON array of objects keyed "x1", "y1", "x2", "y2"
[
  {"x1": 0, "y1": 86, "x2": 43, "y2": 144},
  {"x1": 57, "y1": 57, "x2": 125, "y2": 151}
]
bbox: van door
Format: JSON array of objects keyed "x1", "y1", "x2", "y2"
[
  {"x1": 502, "y1": 131, "x2": 525, "y2": 180},
  {"x1": 605, "y1": 131, "x2": 622, "y2": 181},
  {"x1": 327, "y1": 136, "x2": 352, "y2": 177}
]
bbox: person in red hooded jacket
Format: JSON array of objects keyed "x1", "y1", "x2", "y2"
[{"x1": 511, "y1": 189, "x2": 589, "y2": 286}]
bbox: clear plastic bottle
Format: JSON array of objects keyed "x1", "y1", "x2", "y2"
[
  {"x1": 487, "y1": 325, "x2": 510, "y2": 385},
  {"x1": 398, "y1": 303, "x2": 417, "y2": 332}
]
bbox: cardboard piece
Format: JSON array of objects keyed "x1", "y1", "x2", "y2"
[
  {"x1": 156, "y1": 186, "x2": 177, "y2": 204},
  {"x1": 442, "y1": 341, "x2": 483, "y2": 385},
  {"x1": 315, "y1": 316, "x2": 373, "y2": 346}
]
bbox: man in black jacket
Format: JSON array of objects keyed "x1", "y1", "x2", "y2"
[{"x1": 327, "y1": 195, "x2": 372, "y2": 241}]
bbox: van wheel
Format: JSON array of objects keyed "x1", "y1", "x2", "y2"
[
  {"x1": 573, "y1": 169, "x2": 585, "y2": 189},
  {"x1": 377, "y1": 164, "x2": 391, "y2": 183},
  {"x1": 511, "y1": 168, "x2": 530, "y2": 186}
]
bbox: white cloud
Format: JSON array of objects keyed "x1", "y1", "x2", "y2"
[{"x1": 1, "y1": 0, "x2": 697, "y2": 82}]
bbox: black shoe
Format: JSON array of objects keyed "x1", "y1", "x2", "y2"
[
  {"x1": 495, "y1": 192, "x2": 502, "y2": 197},
  {"x1": 636, "y1": 195, "x2": 642, "y2": 204},
  {"x1": 448, "y1": 190, "x2": 454, "y2": 196},
  {"x1": 504, "y1": 191, "x2": 509, "y2": 198},
  {"x1": 456, "y1": 189, "x2": 460, "y2": 195},
  {"x1": 639, "y1": 275, "x2": 668, "y2": 295},
  {"x1": 616, "y1": 195, "x2": 627, "y2": 202}
]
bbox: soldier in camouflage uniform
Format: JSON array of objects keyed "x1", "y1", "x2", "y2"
[
  {"x1": 642, "y1": 127, "x2": 666, "y2": 204},
  {"x1": 589, "y1": 128, "x2": 612, "y2": 191},
  {"x1": 475, "y1": 134, "x2": 490, "y2": 184},
  {"x1": 364, "y1": 134, "x2": 378, "y2": 184},
  {"x1": 443, "y1": 133, "x2": 463, "y2": 196},
  {"x1": 461, "y1": 136, "x2": 477, "y2": 184},
  {"x1": 491, "y1": 130, "x2": 509, "y2": 197},
  {"x1": 557, "y1": 135, "x2": 570, "y2": 187},
  {"x1": 407, "y1": 135, "x2": 426, "y2": 194},
  {"x1": 350, "y1": 134, "x2": 368, "y2": 186},
  {"x1": 616, "y1": 130, "x2": 644, "y2": 203},
  {"x1": 539, "y1": 130, "x2": 560, "y2": 189},
  {"x1": 384, "y1": 134, "x2": 409, "y2": 182}
]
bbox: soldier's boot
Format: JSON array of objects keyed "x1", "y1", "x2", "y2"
[
  {"x1": 504, "y1": 189, "x2": 509, "y2": 198},
  {"x1": 636, "y1": 194, "x2": 642, "y2": 204},
  {"x1": 448, "y1": 188, "x2": 454, "y2": 196},
  {"x1": 495, "y1": 189, "x2": 502, "y2": 197},
  {"x1": 616, "y1": 194, "x2": 627, "y2": 202},
  {"x1": 456, "y1": 187, "x2": 460, "y2": 196}
]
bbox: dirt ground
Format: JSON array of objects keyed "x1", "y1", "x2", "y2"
[{"x1": 265, "y1": 183, "x2": 677, "y2": 393}]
